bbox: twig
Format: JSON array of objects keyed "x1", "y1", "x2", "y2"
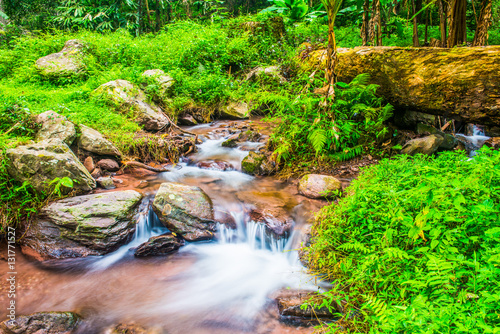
[{"x1": 3, "y1": 122, "x2": 20, "y2": 136}]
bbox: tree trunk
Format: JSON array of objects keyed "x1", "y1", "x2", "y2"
[
  {"x1": 425, "y1": 8, "x2": 429, "y2": 44},
  {"x1": 438, "y1": 0, "x2": 447, "y2": 47},
  {"x1": 155, "y1": 0, "x2": 161, "y2": 32},
  {"x1": 361, "y1": 0, "x2": 370, "y2": 46},
  {"x1": 325, "y1": 15, "x2": 337, "y2": 98},
  {"x1": 0, "y1": 0, "x2": 7, "y2": 27},
  {"x1": 369, "y1": 0, "x2": 381, "y2": 46},
  {"x1": 447, "y1": 0, "x2": 467, "y2": 47},
  {"x1": 412, "y1": 0, "x2": 420, "y2": 46},
  {"x1": 145, "y1": 0, "x2": 153, "y2": 32},
  {"x1": 136, "y1": 0, "x2": 143, "y2": 37},
  {"x1": 473, "y1": 0, "x2": 492, "y2": 46}
]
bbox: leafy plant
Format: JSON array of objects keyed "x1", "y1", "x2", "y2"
[
  {"x1": 260, "y1": 0, "x2": 310, "y2": 21},
  {"x1": 308, "y1": 147, "x2": 500, "y2": 333},
  {"x1": 268, "y1": 73, "x2": 393, "y2": 172}
]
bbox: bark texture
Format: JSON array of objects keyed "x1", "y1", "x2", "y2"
[{"x1": 301, "y1": 46, "x2": 500, "y2": 126}]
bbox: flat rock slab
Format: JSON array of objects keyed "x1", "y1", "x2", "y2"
[
  {"x1": 152, "y1": 182, "x2": 216, "y2": 241},
  {"x1": 6, "y1": 138, "x2": 95, "y2": 194},
  {"x1": 21, "y1": 190, "x2": 143, "y2": 260},
  {"x1": 0, "y1": 311, "x2": 81, "y2": 334}
]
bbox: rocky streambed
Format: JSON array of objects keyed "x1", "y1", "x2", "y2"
[{"x1": 0, "y1": 119, "x2": 347, "y2": 334}]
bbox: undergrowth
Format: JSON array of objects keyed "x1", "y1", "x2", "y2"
[
  {"x1": 267, "y1": 73, "x2": 394, "y2": 176},
  {"x1": 308, "y1": 148, "x2": 500, "y2": 333}
]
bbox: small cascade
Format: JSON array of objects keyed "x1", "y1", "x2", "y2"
[
  {"x1": 457, "y1": 124, "x2": 490, "y2": 157},
  {"x1": 91, "y1": 199, "x2": 168, "y2": 270}
]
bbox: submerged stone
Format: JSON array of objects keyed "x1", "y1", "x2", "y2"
[{"x1": 134, "y1": 233, "x2": 184, "y2": 257}]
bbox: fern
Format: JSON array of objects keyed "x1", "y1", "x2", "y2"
[{"x1": 308, "y1": 128, "x2": 327, "y2": 155}]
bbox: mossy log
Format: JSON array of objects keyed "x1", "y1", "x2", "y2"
[{"x1": 301, "y1": 46, "x2": 500, "y2": 126}]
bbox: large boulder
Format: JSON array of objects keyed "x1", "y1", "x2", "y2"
[
  {"x1": 92, "y1": 80, "x2": 169, "y2": 131},
  {"x1": 220, "y1": 101, "x2": 249, "y2": 119},
  {"x1": 152, "y1": 182, "x2": 216, "y2": 241},
  {"x1": 35, "y1": 110, "x2": 76, "y2": 145},
  {"x1": 0, "y1": 311, "x2": 81, "y2": 334},
  {"x1": 20, "y1": 190, "x2": 143, "y2": 260},
  {"x1": 485, "y1": 137, "x2": 500, "y2": 149},
  {"x1": 6, "y1": 138, "x2": 95, "y2": 194},
  {"x1": 77, "y1": 124, "x2": 121, "y2": 157},
  {"x1": 298, "y1": 174, "x2": 342, "y2": 199},
  {"x1": 35, "y1": 40, "x2": 86, "y2": 78},
  {"x1": 134, "y1": 233, "x2": 184, "y2": 257},
  {"x1": 302, "y1": 46, "x2": 500, "y2": 126},
  {"x1": 401, "y1": 135, "x2": 444, "y2": 155}
]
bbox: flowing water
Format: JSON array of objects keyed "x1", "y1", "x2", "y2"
[{"x1": 0, "y1": 120, "x2": 328, "y2": 333}]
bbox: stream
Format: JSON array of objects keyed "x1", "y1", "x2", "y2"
[{"x1": 0, "y1": 119, "x2": 329, "y2": 334}]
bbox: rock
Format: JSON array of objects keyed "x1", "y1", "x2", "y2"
[
  {"x1": 20, "y1": 190, "x2": 143, "y2": 260},
  {"x1": 177, "y1": 114, "x2": 198, "y2": 126},
  {"x1": 393, "y1": 110, "x2": 437, "y2": 129},
  {"x1": 91, "y1": 167, "x2": 102, "y2": 179},
  {"x1": 237, "y1": 190, "x2": 297, "y2": 238},
  {"x1": 485, "y1": 126, "x2": 500, "y2": 137},
  {"x1": 92, "y1": 80, "x2": 169, "y2": 131},
  {"x1": 6, "y1": 138, "x2": 95, "y2": 194},
  {"x1": 92, "y1": 79, "x2": 146, "y2": 108},
  {"x1": 274, "y1": 289, "x2": 340, "y2": 326},
  {"x1": 96, "y1": 176, "x2": 115, "y2": 189},
  {"x1": 35, "y1": 40, "x2": 86, "y2": 78},
  {"x1": 152, "y1": 182, "x2": 216, "y2": 241},
  {"x1": 35, "y1": 110, "x2": 76, "y2": 145},
  {"x1": 221, "y1": 135, "x2": 238, "y2": 148},
  {"x1": 416, "y1": 123, "x2": 458, "y2": 150},
  {"x1": 239, "y1": 16, "x2": 285, "y2": 39},
  {"x1": 220, "y1": 101, "x2": 249, "y2": 119},
  {"x1": 301, "y1": 46, "x2": 500, "y2": 126},
  {"x1": 83, "y1": 156, "x2": 95, "y2": 173},
  {"x1": 241, "y1": 151, "x2": 266, "y2": 175},
  {"x1": 134, "y1": 233, "x2": 184, "y2": 257},
  {"x1": 196, "y1": 160, "x2": 234, "y2": 171},
  {"x1": 298, "y1": 174, "x2": 342, "y2": 199},
  {"x1": 0, "y1": 311, "x2": 81, "y2": 334},
  {"x1": 246, "y1": 66, "x2": 286, "y2": 84},
  {"x1": 105, "y1": 323, "x2": 161, "y2": 334},
  {"x1": 238, "y1": 130, "x2": 262, "y2": 142},
  {"x1": 133, "y1": 100, "x2": 169, "y2": 131},
  {"x1": 77, "y1": 124, "x2": 121, "y2": 157},
  {"x1": 484, "y1": 137, "x2": 500, "y2": 149},
  {"x1": 97, "y1": 158, "x2": 120, "y2": 172},
  {"x1": 141, "y1": 69, "x2": 174, "y2": 95},
  {"x1": 401, "y1": 135, "x2": 444, "y2": 155}
]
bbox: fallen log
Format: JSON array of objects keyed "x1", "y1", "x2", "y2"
[{"x1": 301, "y1": 46, "x2": 500, "y2": 126}]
